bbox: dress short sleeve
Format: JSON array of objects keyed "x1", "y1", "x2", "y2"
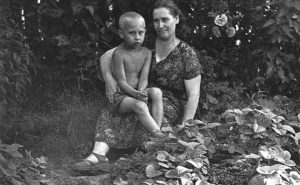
[{"x1": 183, "y1": 44, "x2": 202, "y2": 80}]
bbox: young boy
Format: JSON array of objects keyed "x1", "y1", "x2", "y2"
[{"x1": 111, "y1": 12, "x2": 164, "y2": 137}]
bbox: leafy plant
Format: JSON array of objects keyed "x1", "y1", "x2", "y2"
[
  {"x1": 112, "y1": 120, "x2": 214, "y2": 185},
  {"x1": 197, "y1": 49, "x2": 248, "y2": 122},
  {"x1": 0, "y1": 1, "x2": 32, "y2": 105},
  {"x1": 249, "y1": 0, "x2": 300, "y2": 95},
  {"x1": 29, "y1": 0, "x2": 120, "y2": 91},
  {"x1": 110, "y1": 101, "x2": 300, "y2": 184},
  {"x1": 0, "y1": 140, "x2": 48, "y2": 185},
  {"x1": 0, "y1": 0, "x2": 34, "y2": 144},
  {"x1": 246, "y1": 145, "x2": 300, "y2": 185},
  {"x1": 200, "y1": 81, "x2": 246, "y2": 122},
  {"x1": 214, "y1": 104, "x2": 299, "y2": 155}
]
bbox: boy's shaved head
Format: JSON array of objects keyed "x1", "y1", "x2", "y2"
[{"x1": 119, "y1": 12, "x2": 145, "y2": 30}]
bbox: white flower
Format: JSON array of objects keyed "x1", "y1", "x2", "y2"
[
  {"x1": 226, "y1": 27, "x2": 236, "y2": 37},
  {"x1": 212, "y1": 26, "x2": 221, "y2": 38},
  {"x1": 214, "y1": 14, "x2": 228, "y2": 26}
]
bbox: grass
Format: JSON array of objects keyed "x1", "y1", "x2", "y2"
[{"x1": 0, "y1": 89, "x2": 107, "y2": 160}]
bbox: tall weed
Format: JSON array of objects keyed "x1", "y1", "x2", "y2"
[{"x1": 1, "y1": 91, "x2": 106, "y2": 158}]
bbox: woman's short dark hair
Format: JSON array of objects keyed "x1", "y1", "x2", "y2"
[{"x1": 153, "y1": 0, "x2": 183, "y2": 18}]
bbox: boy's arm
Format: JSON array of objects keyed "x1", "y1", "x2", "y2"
[
  {"x1": 138, "y1": 49, "x2": 151, "y2": 91},
  {"x1": 112, "y1": 50, "x2": 139, "y2": 98}
]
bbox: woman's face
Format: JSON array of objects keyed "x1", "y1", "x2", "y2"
[{"x1": 153, "y1": 7, "x2": 179, "y2": 40}]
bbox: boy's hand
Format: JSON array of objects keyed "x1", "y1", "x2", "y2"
[
  {"x1": 136, "y1": 90, "x2": 148, "y2": 103},
  {"x1": 138, "y1": 90, "x2": 147, "y2": 96}
]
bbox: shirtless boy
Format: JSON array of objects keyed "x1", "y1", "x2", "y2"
[{"x1": 111, "y1": 12, "x2": 164, "y2": 137}]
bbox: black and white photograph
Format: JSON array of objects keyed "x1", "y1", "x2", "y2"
[{"x1": 1, "y1": 0, "x2": 300, "y2": 184}]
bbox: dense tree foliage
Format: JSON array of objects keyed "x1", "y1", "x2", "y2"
[
  {"x1": 1, "y1": 0, "x2": 300, "y2": 113},
  {"x1": 0, "y1": 0, "x2": 31, "y2": 103}
]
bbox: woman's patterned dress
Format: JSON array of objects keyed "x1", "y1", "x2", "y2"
[{"x1": 95, "y1": 40, "x2": 201, "y2": 148}]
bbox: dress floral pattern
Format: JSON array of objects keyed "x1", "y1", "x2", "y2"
[{"x1": 95, "y1": 40, "x2": 201, "y2": 149}]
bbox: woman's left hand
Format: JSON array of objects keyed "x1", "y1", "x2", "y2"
[
  {"x1": 100, "y1": 47, "x2": 118, "y2": 103},
  {"x1": 105, "y1": 78, "x2": 118, "y2": 103}
]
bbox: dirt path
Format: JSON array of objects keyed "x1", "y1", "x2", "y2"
[
  {"x1": 41, "y1": 156, "x2": 111, "y2": 185},
  {"x1": 37, "y1": 146, "x2": 138, "y2": 185}
]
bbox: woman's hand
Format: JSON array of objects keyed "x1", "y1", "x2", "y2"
[
  {"x1": 100, "y1": 47, "x2": 118, "y2": 103},
  {"x1": 105, "y1": 76, "x2": 118, "y2": 103}
]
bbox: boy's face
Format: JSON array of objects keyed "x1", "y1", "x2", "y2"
[{"x1": 119, "y1": 18, "x2": 146, "y2": 49}]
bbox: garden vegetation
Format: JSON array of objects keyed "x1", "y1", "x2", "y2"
[{"x1": 0, "y1": 0, "x2": 300, "y2": 184}]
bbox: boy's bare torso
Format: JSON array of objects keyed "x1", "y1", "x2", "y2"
[{"x1": 112, "y1": 46, "x2": 149, "y2": 89}]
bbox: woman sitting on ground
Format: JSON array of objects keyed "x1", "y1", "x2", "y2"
[{"x1": 72, "y1": 0, "x2": 202, "y2": 173}]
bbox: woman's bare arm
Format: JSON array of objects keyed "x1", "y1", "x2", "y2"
[
  {"x1": 182, "y1": 75, "x2": 201, "y2": 122},
  {"x1": 100, "y1": 47, "x2": 118, "y2": 103}
]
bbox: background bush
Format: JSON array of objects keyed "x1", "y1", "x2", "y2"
[{"x1": 4, "y1": 0, "x2": 298, "y2": 96}]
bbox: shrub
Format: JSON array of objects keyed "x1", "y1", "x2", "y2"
[
  {"x1": 0, "y1": 2, "x2": 32, "y2": 105},
  {"x1": 0, "y1": 141, "x2": 47, "y2": 185}
]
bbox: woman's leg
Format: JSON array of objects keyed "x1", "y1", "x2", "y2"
[
  {"x1": 85, "y1": 141, "x2": 109, "y2": 163},
  {"x1": 71, "y1": 141, "x2": 110, "y2": 172},
  {"x1": 145, "y1": 88, "x2": 163, "y2": 127}
]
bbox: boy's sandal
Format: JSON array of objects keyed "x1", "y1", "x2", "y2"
[{"x1": 71, "y1": 153, "x2": 110, "y2": 173}]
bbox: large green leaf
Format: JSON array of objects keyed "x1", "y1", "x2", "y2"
[
  {"x1": 40, "y1": 8, "x2": 63, "y2": 18},
  {"x1": 145, "y1": 163, "x2": 163, "y2": 178},
  {"x1": 165, "y1": 166, "x2": 193, "y2": 179},
  {"x1": 257, "y1": 164, "x2": 290, "y2": 175},
  {"x1": 263, "y1": 19, "x2": 275, "y2": 28},
  {"x1": 281, "y1": 25, "x2": 295, "y2": 40},
  {"x1": 113, "y1": 176, "x2": 129, "y2": 185},
  {"x1": 156, "y1": 151, "x2": 176, "y2": 162},
  {"x1": 178, "y1": 140, "x2": 200, "y2": 148},
  {"x1": 264, "y1": 176, "x2": 282, "y2": 185},
  {"x1": 291, "y1": 132, "x2": 300, "y2": 145},
  {"x1": 186, "y1": 158, "x2": 203, "y2": 169},
  {"x1": 290, "y1": 171, "x2": 300, "y2": 183},
  {"x1": 180, "y1": 173, "x2": 193, "y2": 185},
  {"x1": 0, "y1": 162, "x2": 16, "y2": 177},
  {"x1": 281, "y1": 125, "x2": 295, "y2": 134},
  {"x1": 200, "y1": 122, "x2": 221, "y2": 128},
  {"x1": 4, "y1": 144, "x2": 23, "y2": 158}
]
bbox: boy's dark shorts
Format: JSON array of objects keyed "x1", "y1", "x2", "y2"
[{"x1": 112, "y1": 91, "x2": 131, "y2": 113}]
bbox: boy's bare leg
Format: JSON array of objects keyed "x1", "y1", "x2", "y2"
[
  {"x1": 119, "y1": 97, "x2": 161, "y2": 133},
  {"x1": 145, "y1": 88, "x2": 163, "y2": 128}
]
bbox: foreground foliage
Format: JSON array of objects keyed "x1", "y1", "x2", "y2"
[
  {"x1": 247, "y1": 146, "x2": 300, "y2": 185},
  {"x1": 110, "y1": 102, "x2": 300, "y2": 185},
  {"x1": 1, "y1": 95, "x2": 299, "y2": 184},
  {"x1": 0, "y1": 141, "x2": 48, "y2": 185}
]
